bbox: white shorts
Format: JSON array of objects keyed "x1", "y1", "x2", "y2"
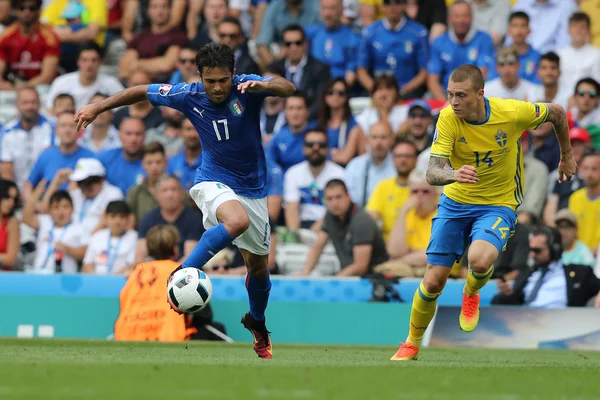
[{"x1": 189, "y1": 181, "x2": 271, "y2": 256}]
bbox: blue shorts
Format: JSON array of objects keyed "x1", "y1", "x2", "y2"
[{"x1": 426, "y1": 195, "x2": 517, "y2": 267}]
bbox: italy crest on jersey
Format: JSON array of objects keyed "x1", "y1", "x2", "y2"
[
  {"x1": 495, "y1": 129, "x2": 507, "y2": 147},
  {"x1": 525, "y1": 60, "x2": 535, "y2": 75},
  {"x1": 405, "y1": 41, "x2": 413, "y2": 53},
  {"x1": 229, "y1": 98, "x2": 244, "y2": 116},
  {"x1": 468, "y1": 48, "x2": 478, "y2": 61}
]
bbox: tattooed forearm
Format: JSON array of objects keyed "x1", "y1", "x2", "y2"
[
  {"x1": 544, "y1": 103, "x2": 572, "y2": 157},
  {"x1": 426, "y1": 157, "x2": 455, "y2": 186}
]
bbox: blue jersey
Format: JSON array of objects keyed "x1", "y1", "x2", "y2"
[
  {"x1": 147, "y1": 75, "x2": 271, "y2": 198},
  {"x1": 305, "y1": 23, "x2": 361, "y2": 79},
  {"x1": 98, "y1": 148, "x2": 145, "y2": 196},
  {"x1": 488, "y1": 45, "x2": 541, "y2": 84},
  {"x1": 28, "y1": 146, "x2": 95, "y2": 189},
  {"x1": 167, "y1": 151, "x2": 203, "y2": 190},
  {"x1": 357, "y1": 19, "x2": 429, "y2": 87},
  {"x1": 428, "y1": 30, "x2": 495, "y2": 90}
]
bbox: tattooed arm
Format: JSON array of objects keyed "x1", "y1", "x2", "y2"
[
  {"x1": 544, "y1": 103, "x2": 577, "y2": 182},
  {"x1": 426, "y1": 156, "x2": 479, "y2": 186}
]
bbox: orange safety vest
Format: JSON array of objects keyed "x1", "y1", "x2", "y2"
[{"x1": 114, "y1": 259, "x2": 197, "y2": 342}]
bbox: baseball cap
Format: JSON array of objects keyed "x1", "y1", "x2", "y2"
[
  {"x1": 569, "y1": 127, "x2": 591, "y2": 143},
  {"x1": 70, "y1": 158, "x2": 106, "y2": 182},
  {"x1": 61, "y1": 1, "x2": 86, "y2": 19},
  {"x1": 408, "y1": 99, "x2": 432, "y2": 115},
  {"x1": 554, "y1": 209, "x2": 577, "y2": 227}
]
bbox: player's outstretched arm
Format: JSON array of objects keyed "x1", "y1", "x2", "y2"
[
  {"x1": 74, "y1": 85, "x2": 150, "y2": 131},
  {"x1": 544, "y1": 103, "x2": 577, "y2": 182},
  {"x1": 237, "y1": 76, "x2": 296, "y2": 98},
  {"x1": 426, "y1": 156, "x2": 478, "y2": 186}
]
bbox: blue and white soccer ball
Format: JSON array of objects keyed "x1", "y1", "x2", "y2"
[{"x1": 167, "y1": 268, "x2": 213, "y2": 313}]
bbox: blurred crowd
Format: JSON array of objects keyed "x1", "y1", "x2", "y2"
[{"x1": 0, "y1": 0, "x2": 598, "y2": 292}]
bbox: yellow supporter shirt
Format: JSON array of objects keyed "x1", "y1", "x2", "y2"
[
  {"x1": 405, "y1": 208, "x2": 436, "y2": 250},
  {"x1": 41, "y1": 0, "x2": 107, "y2": 46},
  {"x1": 366, "y1": 177, "x2": 410, "y2": 241},
  {"x1": 430, "y1": 98, "x2": 548, "y2": 210},
  {"x1": 568, "y1": 188, "x2": 600, "y2": 252}
]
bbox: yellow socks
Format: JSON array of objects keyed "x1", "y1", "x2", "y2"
[
  {"x1": 465, "y1": 265, "x2": 494, "y2": 296},
  {"x1": 406, "y1": 282, "x2": 441, "y2": 348}
]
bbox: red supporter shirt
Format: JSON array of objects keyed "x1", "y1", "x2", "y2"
[
  {"x1": 127, "y1": 28, "x2": 189, "y2": 59},
  {"x1": 0, "y1": 22, "x2": 60, "y2": 81}
]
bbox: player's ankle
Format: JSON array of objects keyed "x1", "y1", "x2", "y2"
[
  {"x1": 464, "y1": 285, "x2": 479, "y2": 297},
  {"x1": 406, "y1": 337, "x2": 422, "y2": 348}
]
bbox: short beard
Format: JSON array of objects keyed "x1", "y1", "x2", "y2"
[{"x1": 308, "y1": 156, "x2": 325, "y2": 167}]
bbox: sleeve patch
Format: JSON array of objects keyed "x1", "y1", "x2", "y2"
[{"x1": 159, "y1": 84, "x2": 173, "y2": 96}]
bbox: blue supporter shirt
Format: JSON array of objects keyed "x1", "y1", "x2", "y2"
[
  {"x1": 327, "y1": 116, "x2": 357, "y2": 150},
  {"x1": 167, "y1": 152, "x2": 203, "y2": 190},
  {"x1": 428, "y1": 29, "x2": 495, "y2": 90},
  {"x1": 266, "y1": 121, "x2": 318, "y2": 173},
  {"x1": 266, "y1": 155, "x2": 283, "y2": 197},
  {"x1": 28, "y1": 146, "x2": 95, "y2": 189},
  {"x1": 146, "y1": 76, "x2": 272, "y2": 198},
  {"x1": 97, "y1": 148, "x2": 145, "y2": 196},
  {"x1": 305, "y1": 23, "x2": 361, "y2": 79},
  {"x1": 357, "y1": 18, "x2": 429, "y2": 87},
  {"x1": 488, "y1": 45, "x2": 541, "y2": 84}
]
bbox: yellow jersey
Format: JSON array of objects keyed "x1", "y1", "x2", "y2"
[
  {"x1": 430, "y1": 98, "x2": 548, "y2": 210},
  {"x1": 568, "y1": 188, "x2": 600, "y2": 252},
  {"x1": 366, "y1": 177, "x2": 410, "y2": 241},
  {"x1": 41, "y1": 0, "x2": 107, "y2": 47}
]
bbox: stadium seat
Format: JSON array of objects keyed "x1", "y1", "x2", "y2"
[
  {"x1": 349, "y1": 97, "x2": 371, "y2": 116},
  {"x1": 276, "y1": 242, "x2": 341, "y2": 276}
]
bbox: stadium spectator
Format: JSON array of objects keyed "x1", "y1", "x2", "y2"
[
  {"x1": 469, "y1": 0, "x2": 510, "y2": 47},
  {"x1": 190, "y1": 0, "x2": 228, "y2": 48},
  {"x1": 301, "y1": 179, "x2": 387, "y2": 276},
  {"x1": 48, "y1": 93, "x2": 76, "y2": 119},
  {"x1": 510, "y1": 0, "x2": 577, "y2": 54},
  {"x1": 499, "y1": 11, "x2": 541, "y2": 84},
  {"x1": 216, "y1": 16, "x2": 260, "y2": 76},
  {"x1": 146, "y1": 118, "x2": 183, "y2": 158},
  {"x1": 409, "y1": 0, "x2": 447, "y2": 43},
  {"x1": 543, "y1": 127, "x2": 590, "y2": 227},
  {"x1": 355, "y1": 76, "x2": 408, "y2": 136},
  {"x1": 127, "y1": 142, "x2": 166, "y2": 226},
  {"x1": 23, "y1": 185, "x2": 88, "y2": 274},
  {"x1": 41, "y1": 0, "x2": 108, "y2": 73},
  {"x1": 520, "y1": 133, "x2": 549, "y2": 219},
  {"x1": 82, "y1": 200, "x2": 138, "y2": 275},
  {"x1": 318, "y1": 78, "x2": 365, "y2": 166},
  {"x1": 25, "y1": 112, "x2": 95, "y2": 197},
  {"x1": 78, "y1": 93, "x2": 122, "y2": 153},
  {"x1": 256, "y1": 0, "x2": 320, "y2": 67},
  {"x1": 122, "y1": 0, "x2": 186, "y2": 43},
  {"x1": 119, "y1": 0, "x2": 189, "y2": 80},
  {"x1": 266, "y1": 155, "x2": 284, "y2": 223},
  {"x1": 259, "y1": 71, "x2": 286, "y2": 141},
  {"x1": 493, "y1": 226, "x2": 600, "y2": 308},
  {"x1": 269, "y1": 25, "x2": 330, "y2": 118},
  {"x1": 283, "y1": 128, "x2": 345, "y2": 231},
  {"x1": 98, "y1": 117, "x2": 146, "y2": 196},
  {"x1": 0, "y1": 179, "x2": 20, "y2": 271},
  {"x1": 557, "y1": 12, "x2": 600, "y2": 99},
  {"x1": 344, "y1": 121, "x2": 395, "y2": 207},
  {"x1": 570, "y1": 78, "x2": 600, "y2": 148},
  {"x1": 166, "y1": 119, "x2": 202, "y2": 192},
  {"x1": 46, "y1": 43, "x2": 124, "y2": 111},
  {"x1": 357, "y1": 0, "x2": 427, "y2": 97},
  {"x1": 554, "y1": 209, "x2": 596, "y2": 268},
  {"x1": 113, "y1": 70, "x2": 165, "y2": 131},
  {"x1": 526, "y1": 122, "x2": 561, "y2": 173},
  {"x1": 579, "y1": 0, "x2": 600, "y2": 49},
  {"x1": 40, "y1": 157, "x2": 123, "y2": 238},
  {"x1": 0, "y1": 87, "x2": 56, "y2": 191},
  {"x1": 0, "y1": 0, "x2": 59, "y2": 88},
  {"x1": 267, "y1": 92, "x2": 317, "y2": 173},
  {"x1": 427, "y1": 0, "x2": 494, "y2": 100},
  {"x1": 398, "y1": 100, "x2": 433, "y2": 155},
  {"x1": 135, "y1": 174, "x2": 205, "y2": 263},
  {"x1": 0, "y1": 0, "x2": 15, "y2": 35},
  {"x1": 366, "y1": 138, "x2": 417, "y2": 241},
  {"x1": 383, "y1": 170, "x2": 439, "y2": 276},
  {"x1": 485, "y1": 47, "x2": 538, "y2": 101},
  {"x1": 568, "y1": 150, "x2": 600, "y2": 254},
  {"x1": 305, "y1": 0, "x2": 360, "y2": 86},
  {"x1": 525, "y1": 52, "x2": 569, "y2": 109},
  {"x1": 168, "y1": 46, "x2": 199, "y2": 84}
]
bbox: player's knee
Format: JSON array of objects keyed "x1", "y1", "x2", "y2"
[
  {"x1": 468, "y1": 241, "x2": 499, "y2": 272},
  {"x1": 223, "y1": 213, "x2": 250, "y2": 237},
  {"x1": 422, "y1": 265, "x2": 450, "y2": 293}
]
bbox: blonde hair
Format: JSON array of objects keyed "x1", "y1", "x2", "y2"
[
  {"x1": 408, "y1": 169, "x2": 427, "y2": 185},
  {"x1": 146, "y1": 225, "x2": 180, "y2": 260}
]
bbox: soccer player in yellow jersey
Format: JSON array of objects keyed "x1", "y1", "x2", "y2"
[{"x1": 391, "y1": 64, "x2": 577, "y2": 361}]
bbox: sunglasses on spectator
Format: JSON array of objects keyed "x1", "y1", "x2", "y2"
[
  {"x1": 408, "y1": 112, "x2": 429, "y2": 119},
  {"x1": 327, "y1": 89, "x2": 346, "y2": 96},
  {"x1": 219, "y1": 32, "x2": 240, "y2": 39},
  {"x1": 284, "y1": 40, "x2": 304, "y2": 47},
  {"x1": 411, "y1": 188, "x2": 431, "y2": 194},
  {"x1": 497, "y1": 55, "x2": 517, "y2": 66},
  {"x1": 18, "y1": 5, "x2": 39, "y2": 11},
  {"x1": 304, "y1": 141, "x2": 328, "y2": 148},
  {"x1": 179, "y1": 58, "x2": 195, "y2": 64},
  {"x1": 529, "y1": 247, "x2": 544, "y2": 255},
  {"x1": 577, "y1": 89, "x2": 598, "y2": 98}
]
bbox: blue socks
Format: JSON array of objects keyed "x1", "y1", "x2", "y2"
[
  {"x1": 182, "y1": 223, "x2": 234, "y2": 269},
  {"x1": 246, "y1": 273, "x2": 271, "y2": 321}
]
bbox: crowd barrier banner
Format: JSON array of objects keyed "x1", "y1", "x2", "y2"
[{"x1": 429, "y1": 306, "x2": 600, "y2": 350}]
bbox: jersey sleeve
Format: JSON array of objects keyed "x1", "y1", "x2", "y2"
[
  {"x1": 430, "y1": 113, "x2": 456, "y2": 159},
  {"x1": 283, "y1": 168, "x2": 300, "y2": 202},
  {"x1": 356, "y1": 31, "x2": 372, "y2": 70},
  {"x1": 516, "y1": 101, "x2": 549, "y2": 132},
  {"x1": 0, "y1": 134, "x2": 13, "y2": 162},
  {"x1": 146, "y1": 82, "x2": 191, "y2": 112},
  {"x1": 416, "y1": 29, "x2": 429, "y2": 70},
  {"x1": 427, "y1": 39, "x2": 443, "y2": 75}
]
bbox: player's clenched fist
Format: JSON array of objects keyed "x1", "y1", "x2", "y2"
[{"x1": 453, "y1": 165, "x2": 478, "y2": 184}]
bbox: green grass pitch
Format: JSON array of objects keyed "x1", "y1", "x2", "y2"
[{"x1": 1, "y1": 338, "x2": 599, "y2": 400}]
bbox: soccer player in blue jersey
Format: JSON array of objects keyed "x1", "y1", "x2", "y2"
[
  {"x1": 390, "y1": 64, "x2": 577, "y2": 361},
  {"x1": 74, "y1": 43, "x2": 296, "y2": 359}
]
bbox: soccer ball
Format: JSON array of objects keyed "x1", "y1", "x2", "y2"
[{"x1": 167, "y1": 268, "x2": 213, "y2": 313}]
